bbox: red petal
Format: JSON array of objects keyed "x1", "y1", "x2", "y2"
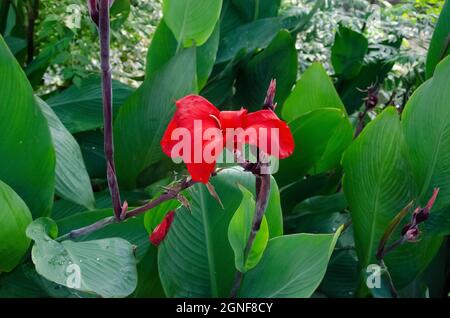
[
  {"x1": 150, "y1": 211, "x2": 176, "y2": 246},
  {"x1": 160, "y1": 95, "x2": 224, "y2": 183},
  {"x1": 244, "y1": 110, "x2": 294, "y2": 159},
  {"x1": 218, "y1": 109, "x2": 247, "y2": 130}
]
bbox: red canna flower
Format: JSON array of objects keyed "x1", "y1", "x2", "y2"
[
  {"x1": 150, "y1": 211, "x2": 175, "y2": 246},
  {"x1": 160, "y1": 95, "x2": 294, "y2": 183}
]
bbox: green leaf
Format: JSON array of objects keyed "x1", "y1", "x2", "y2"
[
  {"x1": 76, "y1": 130, "x2": 106, "y2": 179},
  {"x1": 146, "y1": 19, "x2": 220, "y2": 90},
  {"x1": 144, "y1": 198, "x2": 180, "y2": 234},
  {"x1": 282, "y1": 62, "x2": 346, "y2": 122},
  {"x1": 342, "y1": 107, "x2": 442, "y2": 288},
  {"x1": 130, "y1": 246, "x2": 165, "y2": 298},
  {"x1": 228, "y1": 185, "x2": 269, "y2": 273},
  {"x1": 158, "y1": 168, "x2": 283, "y2": 297},
  {"x1": 162, "y1": 0, "x2": 223, "y2": 47},
  {"x1": 0, "y1": 180, "x2": 33, "y2": 272},
  {"x1": 331, "y1": 24, "x2": 368, "y2": 80},
  {"x1": 234, "y1": 30, "x2": 297, "y2": 112},
  {"x1": 425, "y1": 0, "x2": 450, "y2": 78},
  {"x1": 36, "y1": 97, "x2": 95, "y2": 210},
  {"x1": 337, "y1": 39, "x2": 401, "y2": 114},
  {"x1": 110, "y1": 0, "x2": 131, "y2": 29},
  {"x1": 231, "y1": 0, "x2": 281, "y2": 21},
  {"x1": 277, "y1": 108, "x2": 353, "y2": 186},
  {"x1": 238, "y1": 227, "x2": 343, "y2": 297},
  {"x1": 27, "y1": 218, "x2": 138, "y2": 298},
  {"x1": 217, "y1": 16, "x2": 293, "y2": 64},
  {"x1": 402, "y1": 56, "x2": 450, "y2": 236},
  {"x1": 46, "y1": 76, "x2": 133, "y2": 134},
  {"x1": 114, "y1": 48, "x2": 197, "y2": 189},
  {"x1": 285, "y1": 193, "x2": 347, "y2": 233},
  {"x1": 0, "y1": 35, "x2": 55, "y2": 218}
]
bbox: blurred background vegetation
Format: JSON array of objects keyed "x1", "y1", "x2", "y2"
[{"x1": 1, "y1": 0, "x2": 445, "y2": 104}]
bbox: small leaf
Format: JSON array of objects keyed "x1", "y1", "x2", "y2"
[
  {"x1": 228, "y1": 185, "x2": 269, "y2": 273},
  {"x1": 0, "y1": 180, "x2": 33, "y2": 272}
]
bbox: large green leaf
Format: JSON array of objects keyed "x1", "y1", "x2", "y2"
[
  {"x1": 0, "y1": 180, "x2": 33, "y2": 272},
  {"x1": 114, "y1": 48, "x2": 197, "y2": 189},
  {"x1": 331, "y1": 24, "x2": 368, "y2": 80},
  {"x1": 27, "y1": 218, "x2": 138, "y2": 298},
  {"x1": 36, "y1": 97, "x2": 94, "y2": 210},
  {"x1": 0, "y1": 35, "x2": 55, "y2": 218},
  {"x1": 282, "y1": 62, "x2": 346, "y2": 122},
  {"x1": 228, "y1": 185, "x2": 269, "y2": 273},
  {"x1": 162, "y1": 0, "x2": 222, "y2": 47},
  {"x1": 276, "y1": 108, "x2": 353, "y2": 186},
  {"x1": 238, "y1": 228, "x2": 342, "y2": 297},
  {"x1": 342, "y1": 107, "x2": 442, "y2": 289},
  {"x1": 425, "y1": 0, "x2": 450, "y2": 78},
  {"x1": 158, "y1": 168, "x2": 283, "y2": 297},
  {"x1": 46, "y1": 76, "x2": 133, "y2": 134},
  {"x1": 146, "y1": 19, "x2": 220, "y2": 90},
  {"x1": 402, "y1": 56, "x2": 450, "y2": 236},
  {"x1": 234, "y1": 30, "x2": 297, "y2": 111}
]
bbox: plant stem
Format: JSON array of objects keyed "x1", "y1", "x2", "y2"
[
  {"x1": 56, "y1": 178, "x2": 197, "y2": 241},
  {"x1": 99, "y1": 0, "x2": 122, "y2": 220},
  {"x1": 230, "y1": 173, "x2": 271, "y2": 298},
  {"x1": 230, "y1": 80, "x2": 276, "y2": 298},
  {"x1": 26, "y1": 0, "x2": 40, "y2": 64}
]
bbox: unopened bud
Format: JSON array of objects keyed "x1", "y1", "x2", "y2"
[{"x1": 150, "y1": 211, "x2": 175, "y2": 246}]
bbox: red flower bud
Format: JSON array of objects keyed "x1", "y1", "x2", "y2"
[{"x1": 150, "y1": 211, "x2": 175, "y2": 246}]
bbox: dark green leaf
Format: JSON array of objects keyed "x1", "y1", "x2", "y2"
[
  {"x1": 234, "y1": 30, "x2": 297, "y2": 111},
  {"x1": 46, "y1": 76, "x2": 133, "y2": 134},
  {"x1": 331, "y1": 24, "x2": 368, "y2": 80}
]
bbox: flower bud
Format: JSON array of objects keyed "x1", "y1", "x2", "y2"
[{"x1": 150, "y1": 211, "x2": 175, "y2": 246}]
